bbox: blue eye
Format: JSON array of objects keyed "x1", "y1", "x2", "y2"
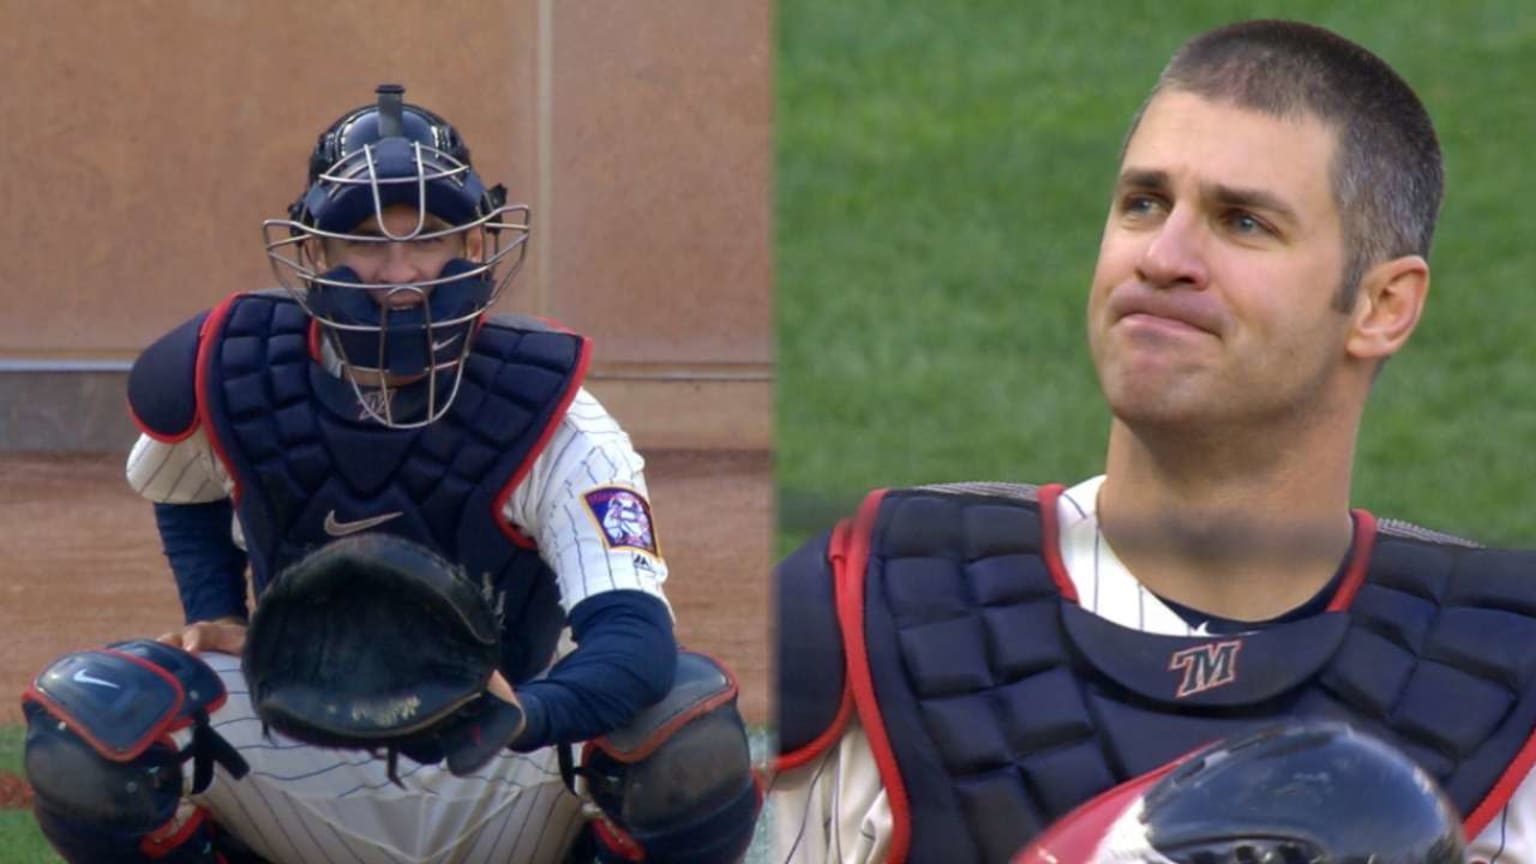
[
  {"x1": 1121, "y1": 194, "x2": 1165, "y2": 217},
  {"x1": 1224, "y1": 211, "x2": 1269, "y2": 236}
]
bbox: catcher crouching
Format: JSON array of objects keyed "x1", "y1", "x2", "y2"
[{"x1": 20, "y1": 84, "x2": 759, "y2": 864}]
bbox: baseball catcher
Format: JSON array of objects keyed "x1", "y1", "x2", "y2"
[
  {"x1": 23, "y1": 83, "x2": 760, "y2": 864},
  {"x1": 771, "y1": 19, "x2": 1536, "y2": 864}
]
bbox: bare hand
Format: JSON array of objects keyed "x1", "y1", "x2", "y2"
[
  {"x1": 157, "y1": 617, "x2": 247, "y2": 655},
  {"x1": 485, "y1": 670, "x2": 528, "y2": 742},
  {"x1": 487, "y1": 669, "x2": 522, "y2": 707}
]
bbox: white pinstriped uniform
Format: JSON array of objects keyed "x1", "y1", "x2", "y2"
[
  {"x1": 770, "y1": 476, "x2": 1536, "y2": 864},
  {"x1": 130, "y1": 387, "x2": 670, "y2": 864}
]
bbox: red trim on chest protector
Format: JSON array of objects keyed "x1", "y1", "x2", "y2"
[
  {"x1": 1037, "y1": 484, "x2": 1079, "y2": 603},
  {"x1": 1324, "y1": 509, "x2": 1377, "y2": 611},
  {"x1": 774, "y1": 518, "x2": 858, "y2": 774},
  {"x1": 194, "y1": 294, "x2": 246, "y2": 505},
  {"x1": 836, "y1": 488, "x2": 914, "y2": 864},
  {"x1": 492, "y1": 336, "x2": 592, "y2": 549},
  {"x1": 1467, "y1": 727, "x2": 1536, "y2": 838},
  {"x1": 129, "y1": 407, "x2": 202, "y2": 444}
]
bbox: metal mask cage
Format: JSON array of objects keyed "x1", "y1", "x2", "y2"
[{"x1": 261, "y1": 140, "x2": 531, "y2": 429}]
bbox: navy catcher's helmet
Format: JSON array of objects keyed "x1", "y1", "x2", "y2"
[
  {"x1": 263, "y1": 84, "x2": 530, "y2": 428},
  {"x1": 1017, "y1": 722, "x2": 1464, "y2": 864}
]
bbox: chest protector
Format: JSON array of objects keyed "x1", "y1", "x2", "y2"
[
  {"x1": 135, "y1": 292, "x2": 589, "y2": 684},
  {"x1": 776, "y1": 484, "x2": 1536, "y2": 864}
]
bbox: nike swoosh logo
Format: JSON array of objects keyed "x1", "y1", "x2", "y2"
[
  {"x1": 432, "y1": 333, "x2": 462, "y2": 352},
  {"x1": 72, "y1": 668, "x2": 120, "y2": 689},
  {"x1": 324, "y1": 510, "x2": 405, "y2": 537}
]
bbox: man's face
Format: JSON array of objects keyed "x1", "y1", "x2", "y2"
[
  {"x1": 320, "y1": 203, "x2": 478, "y2": 309},
  {"x1": 1087, "y1": 90, "x2": 1352, "y2": 432}
]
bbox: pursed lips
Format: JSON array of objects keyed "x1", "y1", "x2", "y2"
[{"x1": 1107, "y1": 288, "x2": 1224, "y2": 337}]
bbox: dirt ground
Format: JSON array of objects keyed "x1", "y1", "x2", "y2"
[{"x1": 0, "y1": 450, "x2": 772, "y2": 727}]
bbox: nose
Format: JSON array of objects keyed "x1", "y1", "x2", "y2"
[
  {"x1": 1136, "y1": 206, "x2": 1207, "y2": 290},
  {"x1": 377, "y1": 243, "x2": 426, "y2": 285}
]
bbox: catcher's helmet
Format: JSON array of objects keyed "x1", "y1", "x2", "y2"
[
  {"x1": 263, "y1": 84, "x2": 530, "y2": 428},
  {"x1": 1017, "y1": 722, "x2": 1465, "y2": 864}
]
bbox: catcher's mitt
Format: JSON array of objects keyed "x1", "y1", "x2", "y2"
[{"x1": 242, "y1": 533, "x2": 524, "y2": 782}]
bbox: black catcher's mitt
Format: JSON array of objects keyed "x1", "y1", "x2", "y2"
[{"x1": 242, "y1": 533, "x2": 525, "y2": 782}]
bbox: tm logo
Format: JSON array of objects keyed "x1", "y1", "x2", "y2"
[{"x1": 1168, "y1": 640, "x2": 1242, "y2": 698}]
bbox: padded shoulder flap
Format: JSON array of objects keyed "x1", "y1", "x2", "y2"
[
  {"x1": 128, "y1": 310, "x2": 211, "y2": 440},
  {"x1": 476, "y1": 314, "x2": 588, "y2": 369},
  {"x1": 775, "y1": 528, "x2": 849, "y2": 761},
  {"x1": 483, "y1": 312, "x2": 567, "y2": 335}
]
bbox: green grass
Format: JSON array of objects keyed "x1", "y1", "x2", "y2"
[
  {"x1": 778, "y1": 1, "x2": 1536, "y2": 549},
  {"x1": 0, "y1": 726, "x2": 22, "y2": 775},
  {"x1": 0, "y1": 814, "x2": 59, "y2": 864},
  {"x1": 0, "y1": 726, "x2": 58, "y2": 864}
]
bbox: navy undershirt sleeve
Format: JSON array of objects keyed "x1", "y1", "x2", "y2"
[
  {"x1": 513, "y1": 589, "x2": 677, "y2": 749},
  {"x1": 153, "y1": 500, "x2": 250, "y2": 624}
]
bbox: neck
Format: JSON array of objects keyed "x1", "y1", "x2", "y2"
[{"x1": 1097, "y1": 410, "x2": 1360, "y2": 621}]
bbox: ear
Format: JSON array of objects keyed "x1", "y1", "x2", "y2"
[
  {"x1": 1346, "y1": 255, "x2": 1428, "y2": 362},
  {"x1": 303, "y1": 236, "x2": 330, "y2": 271}
]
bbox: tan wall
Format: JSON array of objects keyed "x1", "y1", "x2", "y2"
[{"x1": 0, "y1": 0, "x2": 771, "y2": 450}]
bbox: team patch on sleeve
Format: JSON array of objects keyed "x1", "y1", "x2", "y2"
[{"x1": 584, "y1": 486, "x2": 660, "y2": 555}]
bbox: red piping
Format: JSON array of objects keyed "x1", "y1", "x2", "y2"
[
  {"x1": 193, "y1": 295, "x2": 245, "y2": 505},
  {"x1": 1325, "y1": 509, "x2": 1377, "y2": 611},
  {"x1": 1037, "y1": 484, "x2": 1079, "y2": 603},
  {"x1": 1466, "y1": 726, "x2": 1536, "y2": 838},
  {"x1": 835, "y1": 488, "x2": 912, "y2": 863},
  {"x1": 775, "y1": 518, "x2": 858, "y2": 773},
  {"x1": 493, "y1": 337, "x2": 593, "y2": 549}
]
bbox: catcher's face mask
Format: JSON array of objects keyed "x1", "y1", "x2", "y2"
[{"x1": 263, "y1": 83, "x2": 529, "y2": 429}]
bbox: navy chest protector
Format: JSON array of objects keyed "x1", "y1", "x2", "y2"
[
  {"x1": 775, "y1": 484, "x2": 1536, "y2": 864},
  {"x1": 130, "y1": 292, "x2": 589, "y2": 684}
]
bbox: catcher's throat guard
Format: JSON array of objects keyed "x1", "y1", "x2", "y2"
[{"x1": 243, "y1": 532, "x2": 524, "y2": 782}]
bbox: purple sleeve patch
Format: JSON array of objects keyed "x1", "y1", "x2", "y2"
[{"x1": 583, "y1": 486, "x2": 660, "y2": 555}]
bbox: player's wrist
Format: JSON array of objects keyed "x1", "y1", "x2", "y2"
[{"x1": 507, "y1": 690, "x2": 548, "y2": 752}]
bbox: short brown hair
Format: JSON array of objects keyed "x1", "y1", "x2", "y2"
[{"x1": 1131, "y1": 20, "x2": 1442, "y2": 310}]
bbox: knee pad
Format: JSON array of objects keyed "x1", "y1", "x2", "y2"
[
  {"x1": 583, "y1": 651, "x2": 761, "y2": 863},
  {"x1": 32, "y1": 800, "x2": 227, "y2": 864},
  {"x1": 21, "y1": 639, "x2": 249, "y2": 861}
]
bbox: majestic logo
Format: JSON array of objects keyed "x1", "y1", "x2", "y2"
[
  {"x1": 583, "y1": 486, "x2": 659, "y2": 555},
  {"x1": 1168, "y1": 639, "x2": 1242, "y2": 698},
  {"x1": 71, "y1": 668, "x2": 120, "y2": 689},
  {"x1": 323, "y1": 509, "x2": 405, "y2": 537},
  {"x1": 356, "y1": 388, "x2": 395, "y2": 422}
]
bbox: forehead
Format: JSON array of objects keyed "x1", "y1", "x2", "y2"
[
  {"x1": 1121, "y1": 90, "x2": 1340, "y2": 220},
  {"x1": 350, "y1": 203, "x2": 455, "y2": 233}
]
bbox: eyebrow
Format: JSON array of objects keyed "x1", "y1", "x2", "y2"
[
  {"x1": 1117, "y1": 168, "x2": 1301, "y2": 228},
  {"x1": 349, "y1": 216, "x2": 456, "y2": 238}
]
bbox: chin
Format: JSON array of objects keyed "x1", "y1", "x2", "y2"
[{"x1": 1102, "y1": 379, "x2": 1211, "y2": 431}]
